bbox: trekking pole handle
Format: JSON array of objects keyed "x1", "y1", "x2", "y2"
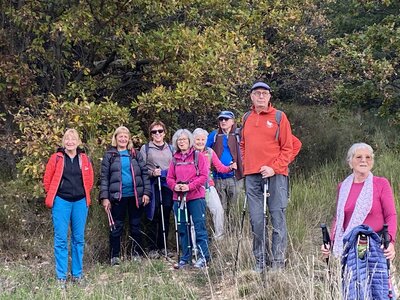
[
  {"x1": 321, "y1": 223, "x2": 331, "y2": 249},
  {"x1": 382, "y1": 224, "x2": 390, "y2": 249}
]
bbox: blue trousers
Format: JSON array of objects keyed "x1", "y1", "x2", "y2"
[
  {"x1": 52, "y1": 196, "x2": 88, "y2": 280},
  {"x1": 173, "y1": 198, "x2": 209, "y2": 262}
]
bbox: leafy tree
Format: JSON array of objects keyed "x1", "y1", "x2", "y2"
[{"x1": 14, "y1": 98, "x2": 137, "y2": 195}]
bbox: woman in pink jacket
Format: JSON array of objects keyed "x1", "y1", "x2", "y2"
[
  {"x1": 321, "y1": 142, "x2": 397, "y2": 259},
  {"x1": 167, "y1": 129, "x2": 209, "y2": 269},
  {"x1": 193, "y1": 128, "x2": 237, "y2": 240}
]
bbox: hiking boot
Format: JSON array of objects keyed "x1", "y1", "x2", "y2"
[
  {"x1": 193, "y1": 257, "x2": 207, "y2": 269},
  {"x1": 253, "y1": 262, "x2": 266, "y2": 274},
  {"x1": 71, "y1": 276, "x2": 84, "y2": 285},
  {"x1": 57, "y1": 279, "x2": 67, "y2": 289},
  {"x1": 173, "y1": 260, "x2": 191, "y2": 270},
  {"x1": 111, "y1": 257, "x2": 121, "y2": 266},
  {"x1": 214, "y1": 234, "x2": 224, "y2": 241},
  {"x1": 132, "y1": 255, "x2": 142, "y2": 263},
  {"x1": 160, "y1": 249, "x2": 175, "y2": 258},
  {"x1": 271, "y1": 261, "x2": 285, "y2": 270},
  {"x1": 148, "y1": 250, "x2": 161, "y2": 259}
]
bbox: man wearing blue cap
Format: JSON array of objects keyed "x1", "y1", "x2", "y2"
[
  {"x1": 240, "y1": 81, "x2": 294, "y2": 272},
  {"x1": 206, "y1": 110, "x2": 244, "y2": 223}
]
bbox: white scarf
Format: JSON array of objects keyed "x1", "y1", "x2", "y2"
[{"x1": 332, "y1": 172, "x2": 373, "y2": 256}]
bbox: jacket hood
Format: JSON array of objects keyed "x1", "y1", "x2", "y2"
[{"x1": 56, "y1": 147, "x2": 86, "y2": 154}]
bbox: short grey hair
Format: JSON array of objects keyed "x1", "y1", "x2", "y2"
[
  {"x1": 346, "y1": 142, "x2": 374, "y2": 164},
  {"x1": 193, "y1": 128, "x2": 208, "y2": 138},
  {"x1": 172, "y1": 129, "x2": 194, "y2": 150}
]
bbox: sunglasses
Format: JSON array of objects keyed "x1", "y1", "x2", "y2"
[
  {"x1": 218, "y1": 117, "x2": 230, "y2": 122},
  {"x1": 151, "y1": 129, "x2": 164, "y2": 134}
]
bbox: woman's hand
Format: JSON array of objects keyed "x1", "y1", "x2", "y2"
[
  {"x1": 152, "y1": 168, "x2": 161, "y2": 177},
  {"x1": 321, "y1": 243, "x2": 331, "y2": 259},
  {"x1": 383, "y1": 242, "x2": 396, "y2": 261},
  {"x1": 102, "y1": 199, "x2": 111, "y2": 211},
  {"x1": 174, "y1": 183, "x2": 189, "y2": 192},
  {"x1": 142, "y1": 195, "x2": 150, "y2": 206},
  {"x1": 230, "y1": 162, "x2": 237, "y2": 170}
]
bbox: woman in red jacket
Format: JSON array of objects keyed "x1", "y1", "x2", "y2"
[{"x1": 43, "y1": 129, "x2": 94, "y2": 288}]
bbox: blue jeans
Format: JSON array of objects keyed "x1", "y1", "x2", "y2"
[
  {"x1": 52, "y1": 196, "x2": 88, "y2": 280},
  {"x1": 173, "y1": 198, "x2": 209, "y2": 262}
]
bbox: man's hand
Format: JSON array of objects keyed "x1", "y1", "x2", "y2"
[{"x1": 259, "y1": 165, "x2": 275, "y2": 178}]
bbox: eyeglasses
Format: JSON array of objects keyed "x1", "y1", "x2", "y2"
[
  {"x1": 177, "y1": 137, "x2": 188, "y2": 142},
  {"x1": 218, "y1": 117, "x2": 231, "y2": 122},
  {"x1": 354, "y1": 155, "x2": 373, "y2": 161},
  {"x1": 252, "y1": 91, "x2": 270, "y2": 97},
  {"x1": 151, "y1": 129, "x2": 164, "y2": 135}
]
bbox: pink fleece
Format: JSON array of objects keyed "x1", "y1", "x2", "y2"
[
  {"x1": 331, "y1": 176, "x2": 397, "y2": 242},
  {"x1": 166, "y1": 147, "x2": 208, "y2": 201},
  {"x1": 204, "y1": 149, "x2": 230, "y2": 187}
]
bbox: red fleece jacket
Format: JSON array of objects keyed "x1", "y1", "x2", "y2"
[{"x1": 240, "y1": 105, "x2": 293, "y2": 176}]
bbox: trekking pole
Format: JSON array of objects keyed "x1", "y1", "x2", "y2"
[
  {"x1": 262, "y1": 178, "x2": 270, "y2": 271},
  {"x1": 174, "y1": 193, "x2": 182, "y2": 265},
  {"x1": 190, "y1": 215, "x2": 198, "y2": 262},
  {"x1": 156, "y1": 166, "x2": 168, "y2": 259},
  {"x1": 382, "y1": 224, "x2": 394, "y2": 299},
  {"x1": 234, "y1": 194, "x2": 247, "y2": 274},
  {"x1": 181, "y1": 191, "x2": 192, "y2": 257},
  {"x1": 320, "y1": 223, "x2": 331, "y2": 265},
  {"x1": 321, "y1": 223, "x2": 333, "y2": 300},
  {"x1": 106, "y1": 207, "x2": 116, "y2": 232}
]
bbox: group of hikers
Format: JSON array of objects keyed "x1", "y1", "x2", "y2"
[{"x1": 43, "y1": 81, "x2": 397, "y2": 298}]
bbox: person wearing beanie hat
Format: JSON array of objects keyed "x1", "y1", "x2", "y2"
[
  {"x1": 206, "y1": 110, "x2": 244, "y2": 225},
  {"x1": 240, "y1": 81, "x2": 295, "y2": 273}
]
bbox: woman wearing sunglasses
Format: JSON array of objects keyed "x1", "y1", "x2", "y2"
[{"x1": 140, "y1": 121, "x2": 175, "y2": 259}]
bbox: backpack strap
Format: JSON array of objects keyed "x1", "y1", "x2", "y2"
[
  {"x1": 130, "y1": 148, "x2": 137, "y2": 158},
  {"x1": 241, "y1": 110, "x2": 282, "y2": 141},
  {"x1": 172, "y1": 150, "x2": 200, "y2": 176},
  {"x1": 144, "y1": 143, "x2": 149, "y2": 160},
  {"x1": 275, "y1": 110, "x2": 282, "y2": 141}
]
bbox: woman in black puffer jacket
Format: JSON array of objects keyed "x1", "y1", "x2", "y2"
[{"x1": 100, "y1": 126, "x2": 151, "y2": 265}]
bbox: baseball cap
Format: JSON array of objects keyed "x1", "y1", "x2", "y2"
[
  {"x1": 250, "y1": 82, "x2": 271, "y2": 92},
  {"x1": 217, "y1": 111, "x2": 235, "y2": 119}
]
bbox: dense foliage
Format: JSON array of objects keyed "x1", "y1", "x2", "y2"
[{"x1": 0, "y1": 0, "x2": 399, "y2": 186}]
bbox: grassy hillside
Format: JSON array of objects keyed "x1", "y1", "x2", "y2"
[{"x1": 0, "y1": 150, "x2": 399, "y2": 299}]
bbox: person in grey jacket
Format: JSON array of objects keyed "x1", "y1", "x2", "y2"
[
  {"x1": 140, "y1": 121, "x2": 174, "y2": 258},
  {"x1": 100, "y1": 126, "x2": 151, "y2": 266}
]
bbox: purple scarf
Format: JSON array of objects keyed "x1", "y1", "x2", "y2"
[{"x1": 332, "y1": 172, "x2": 373, "y2": 256}]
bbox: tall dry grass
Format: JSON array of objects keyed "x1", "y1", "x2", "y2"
[{"x1": 0, "y1": 148, "x2": 399, "y2": 299}]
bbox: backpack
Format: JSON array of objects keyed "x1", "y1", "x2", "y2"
[
  {"x1": 172, "y1": 150, "x2": 200, "y2": 176},
  {"x1": 341, "y1": 224, "x2": 389, "y2": 300}
]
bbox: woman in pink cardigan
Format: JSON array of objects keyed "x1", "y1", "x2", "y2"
[
  {"x1": 193, "y1": 128, "x2": 237, "y2": 240},
  {"x1": 321, "y1": 142, "x2": 397, "y2": 260},
  {"x1": 167, "y1": 129, "x2": 209, "y2": 269}
]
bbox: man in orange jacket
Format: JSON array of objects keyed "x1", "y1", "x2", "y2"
[{"x1": 240, "y1": 81, "x2": 297, "y2": 272}]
